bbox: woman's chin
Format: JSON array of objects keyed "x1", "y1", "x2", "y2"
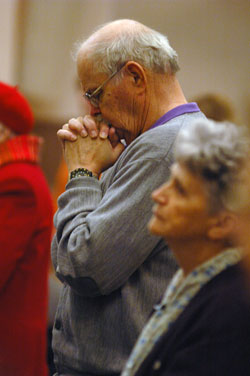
[{"x1": 148, "y1": 217, "x2": 163, "y2": 236}]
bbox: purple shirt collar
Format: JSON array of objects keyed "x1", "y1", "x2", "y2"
[{"x1": 150, "y1": 102, "x2": 200, "y2": 130}]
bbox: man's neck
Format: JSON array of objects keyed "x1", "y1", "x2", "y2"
[{"x1": 142, "y1": 74, "x2": 187, "y2": 134}]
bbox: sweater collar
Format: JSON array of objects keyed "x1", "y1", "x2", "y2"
[{"x1": 149, "y1": 102, "x2": 200, "y2": 130}]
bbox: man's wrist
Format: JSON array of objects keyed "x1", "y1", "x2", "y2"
[{"x1": 69, "y1": 168, "x2": 98, "y2": 180}]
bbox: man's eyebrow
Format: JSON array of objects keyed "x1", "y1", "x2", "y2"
[
  {"x1": 81, "y1": 82, "x2": 96, "y2": 93},
  {"x1": 85, "y1": 88, "x2": 94, "y2": 94}
]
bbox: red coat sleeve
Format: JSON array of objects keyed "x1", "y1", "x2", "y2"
[{"x1": 0, "y1": 177, "x2": 37, "y2": 291}]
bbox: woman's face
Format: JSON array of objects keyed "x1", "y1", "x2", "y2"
[{"x1": 148, "y1": 163, "x2": 213, "y2": 242}]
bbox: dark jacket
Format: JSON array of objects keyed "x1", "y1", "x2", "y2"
[{"x1": 135, "y1": 261, "x2": 250, "y2": 376}]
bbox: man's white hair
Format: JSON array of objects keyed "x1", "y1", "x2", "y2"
[
  {"x1": 73, "y1": 19, "x2": 179, "y2": 75},
  {"x1": 174, "y1": 119, "x2": 249, "y2": 212}
]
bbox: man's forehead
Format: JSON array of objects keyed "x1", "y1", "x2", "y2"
[
  {"x1": 77, "y1": 51, "x2": 103, "y2": 74},
  {"x1": 77, "y1": 52, "x2": 93, "y2": 77}
]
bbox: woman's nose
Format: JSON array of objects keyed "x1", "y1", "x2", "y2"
[{"x1": 152, "y1": 184, "x2": 169, "y2": 204}]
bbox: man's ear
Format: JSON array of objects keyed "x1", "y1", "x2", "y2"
[
  {"x1": 207, "y1": 211, "x2": 237, "y2": 241},
  {"x1": 124, "y1": 61, "x2": 147, "y2": 90}
]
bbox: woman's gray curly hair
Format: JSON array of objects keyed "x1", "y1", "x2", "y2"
[{"x1": 174, "y1": 119, "x2": 249, "y2": 212}]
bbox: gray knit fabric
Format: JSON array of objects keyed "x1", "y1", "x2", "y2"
[{"x1": 52, "y1": 111, "x2": 205, "y2": 375}]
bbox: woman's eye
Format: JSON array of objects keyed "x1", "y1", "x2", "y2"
[{"x1": 175, "y1": 181, "x2": 186, "y2": 195}]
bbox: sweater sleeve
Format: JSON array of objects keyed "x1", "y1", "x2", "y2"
[
  {"x1": 52, "y1": 138, "x2": 174, "y2": 297},
  {"x1": 0, "y1": 177, "x2": 37, "y2": 291},
  {"x1": 52, "y1": 158, "x2": 172, "y2": 296}
]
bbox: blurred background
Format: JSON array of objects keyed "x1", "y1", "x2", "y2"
[{"x1": 1, "y1": 0, "x2": 249, "y2": 188}]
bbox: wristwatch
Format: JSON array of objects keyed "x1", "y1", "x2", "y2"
[{"x1": 70, "y1": 168, "x2": 94, "y2": 179}]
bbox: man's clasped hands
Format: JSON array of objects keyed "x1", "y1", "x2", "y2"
[{"x1": 57, "y1": 115, "x2": 125, "y2": 177}]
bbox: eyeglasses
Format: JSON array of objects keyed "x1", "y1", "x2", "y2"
[{"x1": 84, "y1": 66, "x2": 123, "y2": 108}]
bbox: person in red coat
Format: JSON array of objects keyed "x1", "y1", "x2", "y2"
[{"x1": 0, "y1": 82, "x2": 53, "y2": 376}]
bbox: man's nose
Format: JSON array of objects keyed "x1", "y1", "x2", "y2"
[{"x1": 90, "y1": 104, "x2": 101, "y2": 117}]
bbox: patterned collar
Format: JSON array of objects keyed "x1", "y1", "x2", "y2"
[
  {"x1": 0, "y1": 135, "x2": 42, "y2": 167},
  {"x1": 122, "y1": 248, "x2": 242, "y2": 376}
]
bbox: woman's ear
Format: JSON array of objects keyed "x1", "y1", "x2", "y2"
[
  {"x1": 207, "y1": 211, "x2": 237, "y2": 241},
  {"x1": 124, "y1": 61, "x2": 147, "y2": 89}
]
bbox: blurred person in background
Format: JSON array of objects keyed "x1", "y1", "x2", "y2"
[
  {"x1": 0, "y1": 82, "x2": 53, "y2": 376},
  {"x1": 52, "y1": 19, "x2": 206, "y2": 375},
  {"x1": 193, "y1": 92, "x2": 236, "y2": 122},
  {"x1": 121, "y1": 119, "x2": 250, "y2": 376}
]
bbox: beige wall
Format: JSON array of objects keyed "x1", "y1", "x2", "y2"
[
  {"x1": 14, "y1": 0, "x2": 250, "y2": 125},
  {"x1": 1, "y1": 0, "x2": 250, "y2": 185},
  {"x1": 0, "y1": 0, "x2": 19, "y2": 83}
]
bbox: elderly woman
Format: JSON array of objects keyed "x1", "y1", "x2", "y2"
[
  {"x1": 233, "y1": 153, "x2": 250, "y2": 274},
  {"x1": 122, "y1": 119, "x2": 250, "y2": 376}
]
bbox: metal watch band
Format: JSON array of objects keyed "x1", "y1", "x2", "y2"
[{"x1": 70, "y1": 168, "x2": 94, "y2": 179}]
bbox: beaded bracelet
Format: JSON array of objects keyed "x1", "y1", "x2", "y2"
[{"x1": 70, "y1": 168, "x2": 94, "y2": 179}]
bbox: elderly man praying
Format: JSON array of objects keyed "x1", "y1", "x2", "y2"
[{"x1": 52, "y1": 19, "x2": 205, "y2": 375}]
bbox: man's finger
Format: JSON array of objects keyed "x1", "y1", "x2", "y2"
[
  {"x1": 68, "y1": 118, "x2": 85, "y2": 135},
  {"x1": 83, "y1": 115, "x2": 99, "y2": 138},
  {"x1": 109, "y1": 126, "x2": 120, "y2": 147},
  {"x1": 57, "y1": 128, "x2": 77, "y2": 141},
  {"x1": 99, "y1": 123, "x2": 109, "y2": 139}
]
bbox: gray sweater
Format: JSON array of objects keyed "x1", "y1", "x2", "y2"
[{"x1": 52, "y1": 111, "x2": 205, "y2": 375}]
